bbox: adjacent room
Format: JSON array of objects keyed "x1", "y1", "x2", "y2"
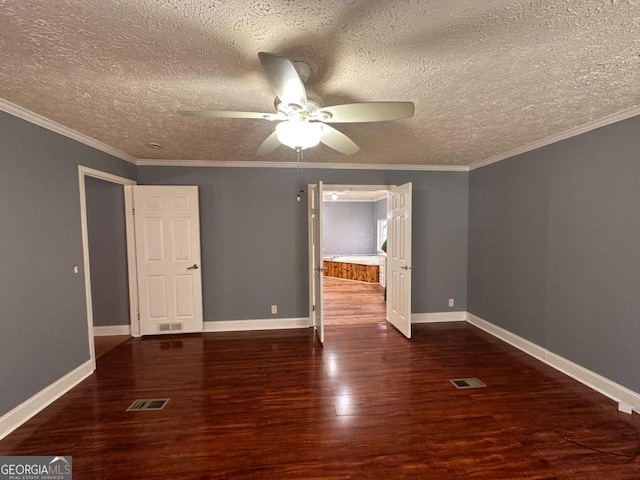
[
  {"x1": 1, "y1": 0, "x2": 639, "y2": 478},
  {"x1": 322, "y1": 187, "x2": 388, "y2": 326}
]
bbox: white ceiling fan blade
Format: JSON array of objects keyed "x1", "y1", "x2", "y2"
[
  {"x1": 178, "y1": 110, "x2": 282, "y2": 121},
  {"x1": 320, "y1": 125, "x2": 360, "y2": 155},
  {"x1": 256, "y1": 131, "x2": 281, "y2": 156},
  {"x1": 316, "y1": 102, "x2": 415, "y2": 123},
  {"x1": 258, "y1": 52, "x2": 307, "y2": 109}
]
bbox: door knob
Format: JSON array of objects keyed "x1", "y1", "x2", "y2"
[
  {"x1": 400, "y1": 265, "x2": 413, "y2": 270},
  {"x1": 187, "y1": 264, "x2": 199, "y2": 270}
]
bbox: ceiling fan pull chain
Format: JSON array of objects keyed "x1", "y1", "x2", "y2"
[{"x1": 296, "y1": 148, "x2": 304, "y2": 202}]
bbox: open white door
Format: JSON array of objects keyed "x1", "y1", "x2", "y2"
[
  {"x1": 308, "y1": 182, "x2": 325, "y2": 344},
  {"x1": 386, "y1": 182, "x2": 412, "y2": 338},
  {"x1": 133, "y1": 186, "x2": 203, "y2": 336}
]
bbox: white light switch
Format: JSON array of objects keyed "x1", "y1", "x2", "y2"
[{"x1": 73, "y1": 265, "x2": 79, "y2": 274}]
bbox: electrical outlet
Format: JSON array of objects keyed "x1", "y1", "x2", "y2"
[
  {"x1": 271, "y1": 305, "x2": 277, "y2": 314},
  {"x1": 448, "y1": 298, "x2": 454, "y2": 307}
]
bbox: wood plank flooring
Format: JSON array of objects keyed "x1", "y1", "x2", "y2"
[
  {"x1": 94, "y1": 335, "x2": 129, "y2": 359},
  {"x1": 324, "y1": 277, "x2": 386, "y2": 325},
  {"x1": 1, "y1": 323, "x2": 639, "y2": 479}
]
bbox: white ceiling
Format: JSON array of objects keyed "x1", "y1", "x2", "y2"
[{"x1": 1, "y1": 0, "x2": 638, "y2": 167}]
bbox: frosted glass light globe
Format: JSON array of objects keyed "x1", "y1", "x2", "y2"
[{"x1": 276, "y1": 120, "x2": 323, "y2": 150}]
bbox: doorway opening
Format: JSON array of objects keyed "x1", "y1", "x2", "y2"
[
  {"x1": 309, "y1": 182, "x2": 413, "y2": 342},
  {"x1": 78, "y1": 166, "x2": 137, "y2": 369},
  {"x1": 321, "y1": 185, "x2": 389, "y2": 326}
]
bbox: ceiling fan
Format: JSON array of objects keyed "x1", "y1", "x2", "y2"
[{"x1": 178, "y1": 52, "x2": 415, "y2": 156}]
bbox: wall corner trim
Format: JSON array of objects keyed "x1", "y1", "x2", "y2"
[
  {"x1": 0, "y1": 98, "x2": 137, "y2": 164},
  {"x1": 204, "y1": 317, "x2": 312, "y2": 332},
  {"x1": 466, "y1": 312, "x2": 640, "y2": 415},
  {"x1": 412, "y1": 311, "x2": 467, "y2": 323},
  {"x1": 0, "y1": 360, "x2": 94, "y2": 441},
  {"x1": 93, "y1": 325, "x2": 132, "y2": 336},
  {"x1": 469, "y1": 105, "x2": 640, "y2": 170}
]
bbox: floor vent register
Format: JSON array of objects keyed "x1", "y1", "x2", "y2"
[
  {"x1": 126, "y1": 398, "x2": 170, "y2": 411},
  {"x1": 449, "y1": 378, "x2": 486, "y2": 389}
]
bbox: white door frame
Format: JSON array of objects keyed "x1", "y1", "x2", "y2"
[
  {"x1": 311, "y1": 183, "x2": 395, "y2": 336},
  {"x1": 308, "y1": 182, "x2": 327, "y2": 343},
  {"x1": 78, "y1": 166, "x2": 137, "y2": 370}
]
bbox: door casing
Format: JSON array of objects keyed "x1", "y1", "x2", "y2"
[
  {"x1": 78, "y1": 166, "x2": 137, "y2": 369},
  {"x1": 310, "y1": 184, "x2": 409, "y2": 340}
]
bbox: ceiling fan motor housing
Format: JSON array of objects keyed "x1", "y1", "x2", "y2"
[{"x1": 274, "y1": 91, "x2": 325, "y2": 119}]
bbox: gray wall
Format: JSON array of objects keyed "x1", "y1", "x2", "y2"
[
  {"x1": 85, "y1": 177, "x2": 130, "y2": 327},
  {"x1": 468, "y1": 114, "x2": 640, "y2": 393},
  {"x1": 323, "y1": 202, "x2": 376, "y2": 255},
  {"x1": 137, "y1": 167, "x2": 469, "y2": 321},
  {"x1": 0, "y1": 111, "x2": 136, "y2": 417}
]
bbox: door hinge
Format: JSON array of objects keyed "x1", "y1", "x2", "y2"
[
  {"x1": 132, "y1": 208, "x2": 135, "y2": 215},
  {"x1": 312, "y1": 305, "x2": 316, "y2": 312},
  {"x1": 137, "y1": 312, "x2": 140, "y2": 320}
]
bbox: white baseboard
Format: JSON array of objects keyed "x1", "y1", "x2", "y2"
[
  {"x1": 412, "y1": 311, "x2": 467, "y2": 323},
  {"x1": 0, "y1": 360, "x2": 94, "y2": 440},
  {"x1": 93, "y1": 325, "x2": 131, "y2": 336},
  {"x1": 204, "y1": 317, "x2": 311, "y2": 332},
  {"x1": 467, "y1": 313, "x2": 640, "y2": 415}
]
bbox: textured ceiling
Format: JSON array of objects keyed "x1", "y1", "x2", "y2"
[{"x1": 1, "y1": 0, "x2": 639, "y2": 167}]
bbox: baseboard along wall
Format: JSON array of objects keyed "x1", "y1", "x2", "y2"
[
  {"x1": 204, "y1": 317, "x2": 312, "y2": 332},
  {"x1": 466, "y1": 312, "x2": 640, "y2": 415},
  {"x1": 411, "y1": 311, "x2": 467, "y2": 323},
  {"x1": 93, "y1": 325, "x2": 131, "y2": 336},
  {"x1": 4, "y1": 311, "x2": 638, "y2": 441},
  {"x1": 0, "y1": 360, "x2": 94, "y2": 441}
]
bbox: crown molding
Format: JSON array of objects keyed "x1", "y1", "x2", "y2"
[
  {"x1": 0, "y1": 98, "x2": 137, "y2": 164},
  {"x1": 136, "y1": 158, "x2": 469, "y2": 172},
  {"x1": 4, "y1": 94, "x2": 638, "y2": 173},
  {"x1": 469, "y1": 105, "x2": 640, "y2": 171}
]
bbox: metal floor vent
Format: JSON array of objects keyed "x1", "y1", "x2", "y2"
[
  {"x1": 159, "y1": 322, "x2": 183, "y2": 333},
  {"x1": 126, "y1": 398, "x2": 170, "y2": 411},
  {"x1": 449, "y1": 378, "x2": 487, "y2": 389}
]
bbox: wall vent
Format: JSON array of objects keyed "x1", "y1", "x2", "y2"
[
  {"x1": 158, "y1": 322, "x2": 183, "y2": 333},
  {"x1": 126, "y1": 398, "x2": 170, "y2": 411},
  {"x1": 449, "y1": 378, "x2": 486, "y2": 389}
]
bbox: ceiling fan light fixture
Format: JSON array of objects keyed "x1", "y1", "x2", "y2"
[
  {"x1": 180, "y1": 53, "x2": 414, "y2": 156},
  {"x1": 276, "y1": 120, "x2": 323, "y2": 150}
]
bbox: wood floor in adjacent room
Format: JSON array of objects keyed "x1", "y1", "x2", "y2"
[
  {"x1": 323, "y1": 276, "x2": 386, "y2": 325},
  {"x1": 2, "y1": 322, "x2": 639, "y2": 479}
]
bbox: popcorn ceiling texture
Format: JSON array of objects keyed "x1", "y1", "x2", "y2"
[{"x1": 0, "y1": 0, "x2": 638, "y2": 166}]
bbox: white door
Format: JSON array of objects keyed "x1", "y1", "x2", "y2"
[
  {"x1": 386, "y1": 182, "x2": 412, "y2": 338},
  {"x1": 308, "y1": 182, "x2": 325, "y2": 344},
  {"x1": 133, "y1": 186, "x2": 203, "y2": 336}
]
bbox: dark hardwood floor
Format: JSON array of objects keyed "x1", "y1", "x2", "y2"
[
  {"x1": 324, "y1": 277, "x2": 386, "y2": 325},
  {"x1": 1, "y1": 322, "x2": 639, "y2": 479},
  {"x1": 94, "y1": 335, "x2": 129, "y2": 359}
]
